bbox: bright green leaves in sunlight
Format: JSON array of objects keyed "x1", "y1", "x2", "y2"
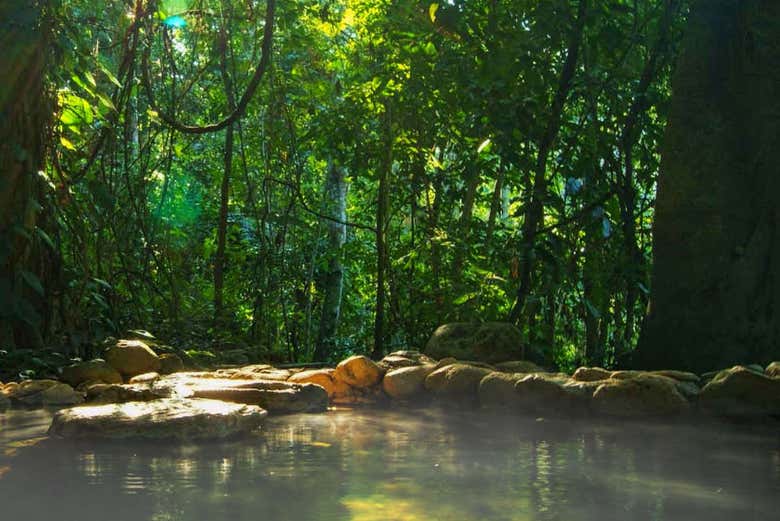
[{"x1": 429, "y1": 3, "x2": 439, "y2": 23}]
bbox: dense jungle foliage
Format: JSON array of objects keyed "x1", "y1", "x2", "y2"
[{"x1": 8, "y1": 0, "x2": 774, "y2": 378}]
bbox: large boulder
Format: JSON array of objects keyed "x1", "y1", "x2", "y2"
[
  {"x1": 610, "y1": 370, "x2": 700, "y2": 400},
  {"x1": 592, "y1": 374, "x2": 689, "y2": 417},
  {"x1": 572, "y1": 367, "x2": 612, "y2": 382},
  {"x1": 230, "y1": 365, "x2": 292, "y2": 381},
  {"x1": 378, "y1": 351, "x2": 436, "y2": 371},
  {"x1": 104, "y1": 339, "x2": 161, "y2": 377},
  {"x1": 48, "y1": 398, "x2": 267, "y2": 439},
  {"x1": 698, "y1": 365, "x2": 780, "y2": 416},
  {"x1": 334, "y1": 356, "x2": 384, "y2": 388},
  {"x1": 424, "y1": 363, "x2": 492, "y2": 399},
  {"x1": 192, "y1": 383, "x2": 328, "y2": 414},
  {"x1": 766, "y1": 362, "x2": 780, "y2": 378},
  {"x1": 2, "y1": 379, "x2": 84, "y2": 406},
  {"x1": 61, "y1": 359, "x2": 122, "y2": 387},
  {"x1": 424, "y1": 322, "x2": 524, "y2": 363},
  {"x1": 382, "y1": 365, "x2": 434, "y2": 400}
]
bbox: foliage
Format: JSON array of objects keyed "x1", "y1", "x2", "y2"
[{"x1": 0, "y1": 0, "x2": 689, "y2": 369}]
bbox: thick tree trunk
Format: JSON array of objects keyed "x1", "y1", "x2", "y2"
[
  {"x1": 314, "y1": 161, "x2": 347, "y2": 361},
  {"x1": 0, "y1": 1, "x2": 52, "y2": 349},
  {"x1": 636, "y1": 0, "x2": 780, "y2": 372}
]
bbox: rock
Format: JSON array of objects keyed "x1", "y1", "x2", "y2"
[
  {"x1": 60, "y1": 359, "x2": 122, "y2": 387},
  {"x1": 699, "y1": 365, "x2": 780, "y2": 416},
  {"x1": 651, "y1": 370, "x2": 701, "y2": 384},
  {"x1": 765, "y1": 362, "x2": 780, "y2": 378},
  {"x1": 592, "y1": 374, "x2": 689, "y2": 417},
  {"x1": 572, "y1": 367, "x2": 612, "y2": 382},
  {"x1": 334, "y1": 356, "x2": 384, "y2": 388},
  {"x1": 424, "y1": 322, "x2": 524, "y2": 363},
  {"x1": 514, "y1": 374, "x2": 583, "y2": 414},
  {"x1": 747, "y1": 364, "x2": 766, "y2": 374},
  {"x1": 382, "y1": 365, "x2": 434, "y2": 400},
  {"x1": 48, "y1": 398, "x2": 267, "y2": 440},
  {"x1": 0, "y1": 392, "x2": 9, "y2": 410},
  {"x1": 378, "y1": 351, "x2": 436, "y2": 371},
  {"x1": 192, "y1": 383, "x2": 328, "y2": 414},
  {"x1": 104, "y1": 339, "x2": 161, "y2": 377},
  {"x1": 230, "y1": 366, "x2": 291, "y2": 381},
  {"x1": 478, "y1": 372, "x2": 525, "y2": 408},
  {"x1": 424, "y1": 363, "x2": 492, "y2": 399},
  {"x1": 494, "y1": 361, "x2": 544, "y2": 373},
  {"x1": 610, "y1": 370, "x2": 699, "y2": 400},
  {"x1": 434, "y1": 357, "x2": 458, "y2": 369},
  {"x1": 129, "y1": 372, "x2": 160, "y2": 384},
  {"x1": 86, "y1": 383, "x2": 167, "y2": 404},
  {"x1": 2, "y1": 379, "x2": 84, "y2": 406},
  {"x1": 159, "y1": 353, "x2": 184, "y2": 374}
]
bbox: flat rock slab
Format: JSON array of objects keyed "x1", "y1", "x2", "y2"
[{"x1": 48, "y1": 398, "x2": 267, "y2": 440}]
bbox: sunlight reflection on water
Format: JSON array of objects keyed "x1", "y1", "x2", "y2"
[{"x1": 0, "y1": 407, "x2": 777, "y2": 521}]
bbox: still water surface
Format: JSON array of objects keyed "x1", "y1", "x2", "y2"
[{"x1": 0, "y1": 407, "x2": 777, "y2": 521}]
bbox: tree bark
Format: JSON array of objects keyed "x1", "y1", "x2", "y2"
[
  {"x1": 314, "y1": 161, "x2": 347, "y2": 361},
  {"x1": 636, "y1": 0, "x2": 780, "y2": 372},
  {"x1": 372, "y1": 106, "x2": 392, "y2": 360}
]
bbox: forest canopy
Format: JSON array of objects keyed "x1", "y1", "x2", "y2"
[{"x1": 1, "y1": 0, "x2": 693, "y2": 373}]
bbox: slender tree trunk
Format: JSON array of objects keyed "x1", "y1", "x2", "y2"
[
  {"x1": 214, "y1": 31, "x2": 236, "y2": 322},
  {"x1": 486, "y1": 162, "x2": 506, "y2": 244},
  {"x1": 637, "y1": 0, "x2": 780, "y2": 372},
  {"x1": 314, "y1": 161, "x2": 347, "y2": 361},
  {"x1": 508, "y1": 0, "x2": 588, "y2": 324},
  {"x1": 372, "y1": 106, "x2": 392, "y2": 360},
  {"x1": 452, "y1": 164, "x2": 480, "y2": 281}
]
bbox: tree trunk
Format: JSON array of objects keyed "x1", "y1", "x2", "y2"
[
  {"x1": 0, "y1": 1, "x2": 52, "y2": 349},
  {"x1": 636, "y1": 0, "x2": 780, "y2": 372},
  {"x1": 372, "y1": 106, "x2": 392, "y2": 360},
  {"x1": 314, "y1": 161, "x2": 347, "y2": 361}
]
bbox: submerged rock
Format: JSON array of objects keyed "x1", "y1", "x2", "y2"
[
  {"x1": 48, "y1": 398, "x2": 267, "y2": 440},
  {"x1": 424, "y1": 322, "x2": 524, "y2": 363},
  {"x1": 382, "y1": 365, "x2": 434, "y2": 400},
  {"x1": 104, "y1": 339, "x2": 161, "y2": 377},
  {"x1": 60, "y1": 359, "x2": 122, "y2": 387},
  {"x1": 2, "y1": 379, "x2": 84, "y2": 406},
  {"x1": 592, "y1": 375, "x2": 689, "y2": 417},
  {"x1": 424, "y1": 363, "x2": 492, "y2": 399},
  {"x1": 0, "y1": 391, "x2": 9, "y2": 410},
  {"x1": 699, "y1": 365, "x2": 780, "y2": 416},
  {"x1": 572, "y1": 367, "x2": 611, "y2": 382},
  {"x1": 334, "y1": 356, "x2": 384, "y2": 388}
]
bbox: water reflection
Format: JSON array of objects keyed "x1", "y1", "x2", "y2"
[{"x1": 0, "y1": 407, "x2": 777, "y2": 521}]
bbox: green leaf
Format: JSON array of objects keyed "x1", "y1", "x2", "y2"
[
  {"x1": 60, "y1": 136, "x2": 77, "y2": 150},
  {"x1": 477, "y1": 138, "x2": 492, "y2": 154},
  {"x1": 21, "y1": 270, "x2": 44, "y2": 296},
  {"x1": 99, "y1": 62, "x2": 122, "y2": 88},
  {"x1": 36, "y1": 228, "x2": 56, "y2": 250},
  {"x1": 453, "y1": 292, "x2": 477, "y2": 305},
  {"x1": 429, "y1": 3, "x2": 439, "y2": 23}
]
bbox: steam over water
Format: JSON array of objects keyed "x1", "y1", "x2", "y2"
[{"x1": 1, "y1": 407, "x2": 778, "y2": 520}]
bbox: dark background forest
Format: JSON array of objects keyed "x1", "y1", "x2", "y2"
[{"x1": 1, "y1": 0, "x2": 778, "y2": 378}]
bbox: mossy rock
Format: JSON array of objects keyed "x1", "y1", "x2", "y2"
[
  {"x1": 424, "y1": 322, "x2": 524, "y2": 363},
  {"x1": 699, "y1": 365, "x2": 780, "y2": 417}
]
